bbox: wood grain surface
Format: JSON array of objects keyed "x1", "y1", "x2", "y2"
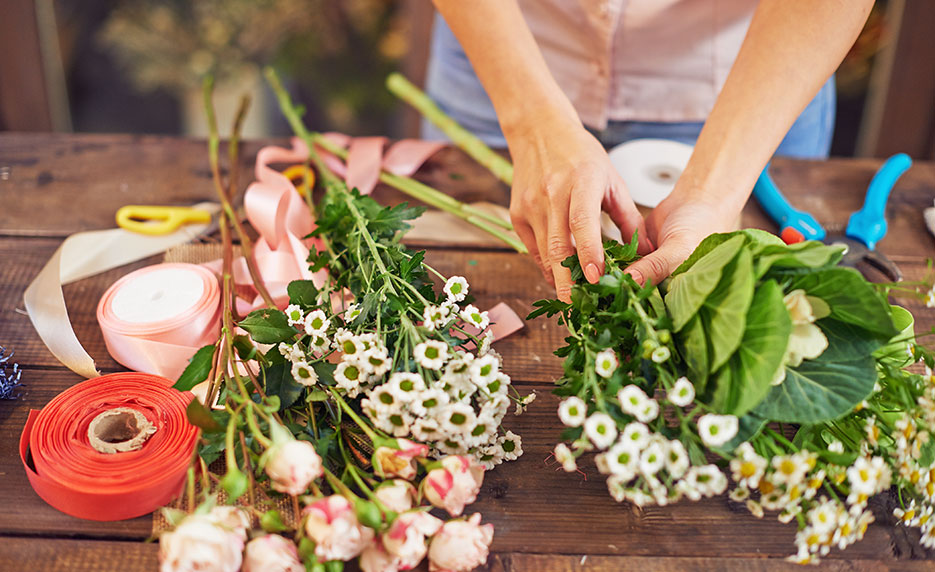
[{"x1": 1, "y1": 133, "x2": 934, "y2": 571}]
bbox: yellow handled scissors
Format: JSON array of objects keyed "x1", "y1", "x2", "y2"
[{"x1": 116, "y1": 205, "x2": 213, "y2": 236}]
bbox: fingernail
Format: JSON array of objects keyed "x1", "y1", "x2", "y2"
[
  {"x1": 584, "y1": 263, "x2": 600, "y2": 284},
  {"x1": 625, "y1": 267, "x2": 644, "y2": 286}
]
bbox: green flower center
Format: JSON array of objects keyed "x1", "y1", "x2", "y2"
[
  {"x1": 450, "y1": 412, "x2": 467, "y2": 425},
  {"x1": 345, "y1": 365, "x2": 359, "y2": 381},
  {"x1": 503, "y1": 440, "x2": 516, "y2": 453},
  {"x1": 425, "y1": 347, "x2": 439, "y2": 359},
  {"x1": 379, "y1": 392, "x2": 394, "y2": 405}
]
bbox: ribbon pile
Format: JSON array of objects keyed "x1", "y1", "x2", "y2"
[{"x1": 19, "y1": 372, "x2": 199, "y2": 521}]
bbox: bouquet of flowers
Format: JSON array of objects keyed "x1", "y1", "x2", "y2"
[
  {"x1": 531, "y1": 229, "x2": 935, "y2": 563},
  {"x1": 157, "y1": 75, "x2": 531, "y2": 572}
]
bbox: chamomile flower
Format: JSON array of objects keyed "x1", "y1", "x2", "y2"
[
  {"x1": 499, "y1": 431, "x2": 523, "y2": 461},
  {"x1": 410, "y1": 387, "x2": 449, "y2": 417},
  {"x1": 303, "y1": 309, "x2": 330, "y2": 336},
  {"x1": 343, "y1": 303, "x2": 362, "y2": 323},
  {"x1": 730, "y1": 443, "x2": 767, "y2": 489},
  {"x1": 770, "y1": 451, "x2": 813, "y2": 488},
  {"x1": 336, "y1": 332, "x2": 364, "y2": 360},
  {"x1": 284, "y1": 304, "x2": 304, "y2": 326},
  {"x1": 478, "y1": 330, "x2": 495, "y2": 356},
  {"x1": 808, "y1": 498, "x2": 841, "y2": 536},
  {"x1": 604, "y1": 441, "x2": 640, "y2": 480},
  {"x1": 366, "y1": 385, "x2": 398, "y2": 412},
  {"x1": 279, "y1": 342, "x2": 305, "y2": 364},
  {"x1": 594, "y1": 349, "x2": 619, "y2": 378},
  {"x1": 361, "y1": 347, "x2": 391, "y2": 377},
  {"x1": 308, "y1": 334, "x2": 331, "y2": 355},
  {"x1": 665, "y1": 439, "x2": 690, "y2": 479},
  {"x1": 334, "y1": 361, "x2": 365, "y2": 396},
  {"x1": 291, "y1": 361, "x2": 318, "y2": 387},
  {"x1": 411, "y1": 417, "x2": 442, "y2": 443},
  {"x1": 513, "y1": 390, "x2": 535, "y2": 414},
  {"x1": 414, "y1": 340, "x2": 448, "y2": 370},
  {"x1": 639, "y1": 441, "x2": 666, "y2": 476},
  {"x1": 437, "y1": 403, "x2": 477, "y2": 436},
  {"x1": 558, "y1": 396, "x2": 587, "y2": 427},
  {"x1": 443, "y1": 276, "x2": 469, "y2": 303},
  {"x1": 635, "y1": 399, "x2": 660, "y2": 423},
  {"x1": 828, "y1": 440, "x2": 845, "y2": 454},
  {"x1": 697, "y1": 414, "x2": 739, "y2": 447},
  {"x1": 460, "y1": 304, "x2": 490, "y2": 330},
  {"x1": 651, "y1": 346, "x2": 671, "y2": 364},
  {"x1": 668, "y1": 376, "x2": 695, "y2": 407},
  {"x1": 620, "y1": 422, "x2": 650, "y2": 450},
  {"x1": 617, "y1": 385, "x2": 649, "y2": 417},
  {"x1": 387, "y1": 372, "x2": 426, "y2": 403},
  {"x1": 469, "y1": 354, "x2": 500, "y2": 385},
  {"x1": 584, "y1": 412, "x2": 618, "y2": 450},
  {"x1": 554, "y1": 443, "x2": 577, "y2": 472},
  {"x1": 422, "y1": 302, "x2": 453, "y2": 331}
]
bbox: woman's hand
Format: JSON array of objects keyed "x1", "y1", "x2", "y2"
[
  {"x1": 507, "y1": 114, "x2": 652, "y2": 302},
  {"x1": 624, "y1": 190, "x2": 743, "y2": 287}
]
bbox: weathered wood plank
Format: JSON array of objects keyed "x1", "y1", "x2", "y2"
[
  {"x1": 0, "y1": 537, "x2": 158, "y2": 572},
  {"x1": 503, "y1": 553, "x2": 935, "y2": 571}
]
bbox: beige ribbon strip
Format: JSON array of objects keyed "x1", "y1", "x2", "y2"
[{"x1": 23, "y1": 202, "x2": 220, "y2": 378}]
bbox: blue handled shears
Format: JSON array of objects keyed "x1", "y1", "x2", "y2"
[{"x1": 753, "y1": 153, "x2": 912, "y2": 281}]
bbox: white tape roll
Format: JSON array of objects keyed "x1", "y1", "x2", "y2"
[{"x1": 608, "y1": 139, "x2": 694, "y2": 208}]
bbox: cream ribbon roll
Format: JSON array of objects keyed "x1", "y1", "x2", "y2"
[
  {"x1": 608, "y1": 139, "x2": 694, "y2": 208},
  {"x1": 97, "y1": 263, "x2": 221, "y2": 380}
]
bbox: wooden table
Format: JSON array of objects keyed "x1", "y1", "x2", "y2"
[{"x1": 2, "y1": 133, "x2": 935, "y2": 571}]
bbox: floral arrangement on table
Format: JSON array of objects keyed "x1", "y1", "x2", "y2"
[
  {"x1": 156, "y1": 73, "x2": 532, "y2": 572},
  {"x1": 530, "y1": 229, "x2": 935, "y2": 564}
]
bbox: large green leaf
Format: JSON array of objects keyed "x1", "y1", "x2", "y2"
[
  {"x1": 700, "y1": 248, "x2": 755, "y2": 371},
  {"x1": 173, "y1": 344, "x2": 215, "y2": 391},
  {"x1": 873, "y1": 305, "x2": 915, "y2": 368},
  {"x1": 665, "y1": 234, "x2": 745, "y2": 332},
  {"x1": 753, "y1": 320, "x2": 878, "y2": 423},
  {"x1": 239, "y1": 309, "x2": 298, "y2": 344},
  {"x1": 785, "y1": 267, "x2": 897, "y2": 341},
  {"x1": 708, "y1": 280, "x2": 792, "y2": 416},
  {"x1": 712, "y1": 412, "x2": 768, "y2": 454},
  {"x1": 754, "y1": 241, "x2": 845, "y2": 278},
  {"x1": 671, "y1": 229, "x2": 782, "y2": 277},
  {"x1": 264, "y1": 361, "x2": 305, "y2": 411},
  {"x1": 679, "y1": 314, "x2": 710, "y2": 393}
]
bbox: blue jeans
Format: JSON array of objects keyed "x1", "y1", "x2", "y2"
[{"x1": 422, "y1": 12, "x2": 835, "y2": 159}]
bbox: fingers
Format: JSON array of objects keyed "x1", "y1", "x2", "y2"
[
  {"x1": 604, "y1": 173, "x2": 652, "y2": 254},
  {"x1": 546, "y1": 200, "x2": 575, "y2": 302},
  {"x1": 568, "y1": 173, "x2": 606, "y2": 286},
  {"x1": 624, "y1": 239, "x2": 693, "y2": 287},
  {"x1": 510, "y1": 210, "x2": 552, "y2": 287}
]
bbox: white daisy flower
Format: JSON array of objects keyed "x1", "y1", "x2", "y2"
[
  {"x1": 730, "y1": 442, "x2": 767, "y2": 489},
  {"x1": 366, "y1": 385, "x2": 398, "y2": 412},
  {"x1": 604, "y1": 441, "x2": 639, "y2": 480},
  {"x1": 557, "y1": 396, "x2": 587, "y2": 427},
  {"x1": 594, "y1": 349, "x2": 619, "y2": 379},
  {"x1": 384, "y1": 411, "x2": 414, "y2": 437},
  {"x1": 387, "y1": 372, "x2": 426, "y2": 403},
  {"x1": 422, "y1": 303, "x2": 452, "y2": 331},
  {"x1": 343, "y1": 302, "x2": 362, "y2": 323},
  {"x1": 639, "y1": 441, "x2": 666, "y2": 476},
  {"x1": 828, "y1": 440, "x2": 845, "y2": 454},
  {"x1": 584, "y1": 412, "x2": 618, "y2": 450},
  {"x1": 410, "y1": 387, "x2": 449, "y2": 418},
  {"x1": 469, "y1": 354, "x2": 500, "y2": 385},
  {"x1": 437, "y1": 403, "x2": 477, "y2": 436},
  {"x1": 291, "y1": 360, "x2": 318, "y2": 387},
  {"x1": 513, "y1": 389, "x2": 535, "y2": 415},
  {"x1": 336, "y1": 333, "x2": 364, "y2": 360},
  {"x1": 279, "y1": 342, "x2": 305, "y2": 364},
  {"x1": 554, "y1": 443, "x2": 577, "y2": 472},
  {"x1": 499, "y1": 431, "x2": 523, "y2": 461},
  {"x1": 808, "y1": 499, "x2": 841, "y2": 536},
  {"x1": 477, "y1": 330, "x2": 495, "y2": 356},
  {"x1": 334, "y1": 361, "x2": 365, "y2": 396},
  {"x1": 651, "y1": 346, "x2": 671, "y2": 364},
  {"x1": 620, "y1": 422, "x2": 650, "y2": 450},
  {"x1": 284, "y1": 304, "x2": 304, "y2": 326},
  {"x1": 414, "y1": 340, "x2": 448, "y2": 370},
  {"x1": 477, "y1": 373, "x2": 510, "y2": 403},
  {"x1": 361, "y1": 347, "x2": 391, "y2": 377},
  {"x1": 443, "y1": 276, "x2": 469, "y2": 303},
  {"x1": 769, "y1": 451, "x2": 812, "y2": 488},
  {"x1": 480, "y1": 394, "x2": 510, "y2": 420},
  {"x1": 635, "y1": 399, "x2": 660, "y2": 423},
  {"x1": 410, "y1": 417, "x2": 441, "y2": 442},
  {"x1": 435, "y1": 435, "x2": 470, "y2": 456},
  {"x1": 303, "y1": 309, "x2": 330, "y2": 336},
  {"x1": 617, "y1": 385, "x2": 649, "y2": 417},
  {"x1": 665, "y1": 439, "x2": 690, "y2": 479},
  {"x1": 689, "y1": 464, "x2": 728, "y2": 496},
  {"x1": 668, "y1": 377, "x2": 695, "y2": 407},
  {"x1": 697, "y1": 414, "x2": 739, "y2": 447},
  {"x1": 308, "y1": 334, "x2": 331, "y2": 355},
  {"x1": 460, "y1": 304, "x2": 490, "y2": 330}
]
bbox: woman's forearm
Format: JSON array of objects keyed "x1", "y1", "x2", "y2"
[
  {"x1": 430, "y1": 0, "x2": 579, "y2": 140},
  {"x1": 680, "y1": 0, "x2": 874, "y2": 210}
]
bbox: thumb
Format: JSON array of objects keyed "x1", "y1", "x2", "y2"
[{"x1": 624, "y1": 240, "x2": 693, "y2": 287}]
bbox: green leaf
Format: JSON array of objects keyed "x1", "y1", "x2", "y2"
[
  {"x1": 712, "y1": 413, "x2": 767, "y2": 454},
  {"x1": 700, "y1": 248, "x2": 755, "y2": 371},
  {"x1": 173, "y1": 344, "x2": 215, "y2": 391},
  {"x1": 671, "y1": 229, "x2": 782, "y2": 277},
  {"x1": 265, "y1": 362, "x2": 305, "y2": 411},
  {"x1": 754, "y1": 241, "x2": 845, "y2": 278},
  {"x1": 785, "y1": 267, "x2": 897, "y2": 341},
  {"x1": 232, "y1": 335, "x2": 257, "y2": 361},
  {"x1": 753, "y1": 320, "x2": 879, "y2": 423},
  {"x1": 287, "y1": 280, "x2": 319, "y2": 308},
  {"x1": 186, "y1": 397, "x2": 224, "y2": 433},
  {"x1": 260, "y1": 510, "x2": 290, "y2": 533},
  {"x1": 679, "y1": 315, "x2": 710, "y2": 393},
  {"x1": 873, "y1": 305, "x2": 915, "y2": 368},
  {"x1": 665, "y1": 234, "x2": 744, "y2": 331},
  {"x1": 220, "y1": 468, "x2": 248, "y2": 502},
  {"x1": 708, "y1": 280, "x2": 792, "y2": 416},
  {"x1": 239, "y1": 309, "x2": 298, "y2": 344}
]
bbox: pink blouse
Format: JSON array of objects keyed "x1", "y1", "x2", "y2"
[{"x1": 516, "y1": 0, "x2": 757, "y2": 128}]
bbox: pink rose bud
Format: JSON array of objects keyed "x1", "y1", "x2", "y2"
[
  {"x1": 382, "y1": 510, "x2": 443, "y2": 570},
  {"x1": 374, "y1": 479, "x2": 417, "y2": 513},
  {"x1": 159, "y1": 514, "x2": 245, "y2": 572},
  {"x1": 242, "y1": 534, "x2": 304, "y2": 572},
  {"x1": 206, "y1": 506, "x2": 252, "y2": 542},
  {"x1": 303, "y1": 495, "x2": 374, "y2": 562},
  {"x1": 265, "y1": 439, "x2": 323, "y2": 496},
  {"x1": 428, "y1": 514, "x2": 494, "y2": 572},
  {"x1": 359, "y1": 539, "x2": 401, "y2": 572},
  {"x1": 422, "y1": 456, "x2": 485, "y2": 516},
  {"x1": 374, "y1": 438, "x2": 430, "y2": 480}
]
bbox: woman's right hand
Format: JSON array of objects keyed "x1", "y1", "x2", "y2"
[{"x1": 505, "y1": 112, "x2": 652, "y2": 302}]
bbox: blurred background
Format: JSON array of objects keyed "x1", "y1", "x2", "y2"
[{"x1": 0, "y1": 0, "x2": 932, "y2": 159}]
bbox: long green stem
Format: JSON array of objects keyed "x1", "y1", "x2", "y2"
[{"x1": 387, "y1": 72, "x2": 514, "y2": 187}]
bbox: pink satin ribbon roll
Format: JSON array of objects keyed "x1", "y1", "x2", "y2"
[{"x1": 97, "y1": 263, "x2": 221, "y2": 379}]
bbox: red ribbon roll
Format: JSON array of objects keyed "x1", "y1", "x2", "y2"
[{"x1": 19, "y1": 372, "x2": 199, "y2": 521}]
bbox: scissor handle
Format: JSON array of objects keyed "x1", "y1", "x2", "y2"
[
  {"x1": 845, "y1": 153, "x2": 912, "y2": 251},
  {"x1": 753, "y1": 164, "x2": 826, "y2": 243},
  {"x1": 116, "y1": 205, "x2": 212, "y2": 236}
]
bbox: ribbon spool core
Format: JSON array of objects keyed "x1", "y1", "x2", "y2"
[{"x1": 87, "y1": 407, "x2": 157, "y2": 454}]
